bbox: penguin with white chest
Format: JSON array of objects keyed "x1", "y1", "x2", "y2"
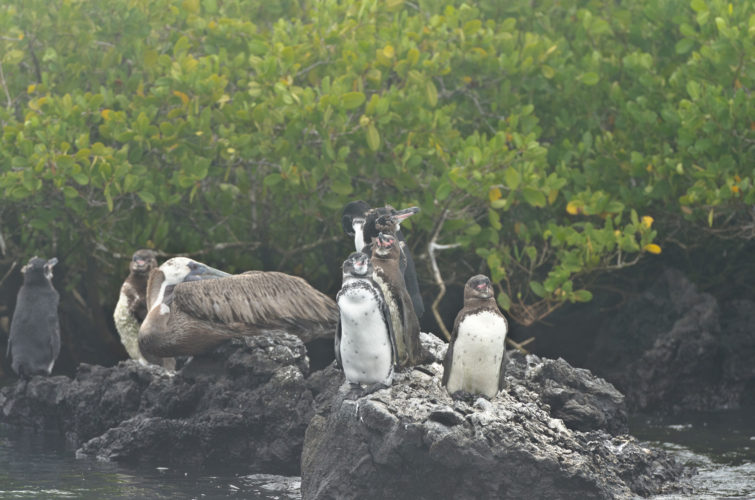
[
  {"x1": 113, "y1": 249, "x2": 158, "y2": 365},
  {"x1": 7, "y1": 257, "x2": 61, "y2": 378},
  {"x1": 443, "y1": 275, "x2": 508, "y2": 399},
  {"x1": 370, "y1": 232, "x2": 421, "y2": 369},
  {"x1": 335, "y1": 252, "x2": 396, "y2": 387}
]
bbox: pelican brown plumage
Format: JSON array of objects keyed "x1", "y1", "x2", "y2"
[{"x1": 138, "y1": 257, "x2": 338, "y2": 359}]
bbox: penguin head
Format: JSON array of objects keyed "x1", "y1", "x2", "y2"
[
  {"x1": 130, "y1": 249, "x2": 158, "y2": 274},
  {"x1": 341, "y1": 200, "x2": 371, "y2": 236},
  {"x1": 372, "y1": 232, "x2": 399, "y2": 259},
  {"x1": 366, "y1": 205, "x2": 419, "y2": 239},
  {"x1": 342, "y1": 252, "x2": 372, "y2": 279},
  {"x1": 21, "y1": 256, "x2": 58, "y2": 284},
  {"x1": 465, "y1": 275, "x2": 494, "y2": 301}
]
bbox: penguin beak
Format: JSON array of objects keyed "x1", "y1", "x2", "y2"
[{"x1": 184, "y1": 263, "x2": 230, "y2": 282}]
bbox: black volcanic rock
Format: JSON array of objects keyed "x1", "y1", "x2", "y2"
[
  {"x1": 0, "y1": 333, "x2": 319, "y2": 473},
  {"x1": 587, "y1": 268, "x2": 755, "y2": 412},
  {"x1": 301, "y1": 334, "x2": 684, "y2": 500}
]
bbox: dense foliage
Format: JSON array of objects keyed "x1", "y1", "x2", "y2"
[{"x1": 1, "y1": 0, "x2": 752, "y2": 325}]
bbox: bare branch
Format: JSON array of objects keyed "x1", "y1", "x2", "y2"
[
  {"x1": 0, "y1": 60, "x2": 12, "y2": 111},
  {"x1": 427, "y1": 208, "x2": 461, "y2": 341},
  {"x1": 0, "y1": 261, "x2": 17, "y2": 289}
]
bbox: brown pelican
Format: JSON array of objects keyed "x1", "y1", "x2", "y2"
[{"x1": 139, "y1": 257, "x2": 338, "y2": 358}]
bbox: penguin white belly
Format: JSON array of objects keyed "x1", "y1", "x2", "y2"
[
  {"x1": 338, "y1": 286, "x2": 393, "y2": 385},
  {"x1": 113, "y1": 290, "x2": 147, "y2": 364},
  {"x1": 446, "y1": 311, "x2": 507, "y2": 398}
]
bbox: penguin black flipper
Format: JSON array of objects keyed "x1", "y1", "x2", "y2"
[
  {"x1": 441, "y1": 307, "x2": 464, "y2": 387},
  {"x1": 334, "y1": 318, "x2": 343, "y2": 369},
  {"x1": 441, "y1": 340, "x2": 453, "y2": 387},
  {"x1": 399, "y1": 240, "x2": 424, "y2": 319},
  {"x1": 498, "y1": 346, "x2": 508, "y2": 392},
  {"x1": 381, "y1": 290, "x2": 400, "y2": 366}
]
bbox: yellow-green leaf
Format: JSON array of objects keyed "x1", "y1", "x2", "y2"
[
  {"x1": 366, "y1": 124, "x2": 380, "y2": 151},
  {"x1": 341, "y1": 92, "x2": 366, "y2": 110},
  {"x1": 582, "y1": 72, "x2": 599, "y2": 86},
  {"x1": 426, "y1": 80, "x2": 438, "y2": 107}
]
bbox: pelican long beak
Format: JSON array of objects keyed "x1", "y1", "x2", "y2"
[
  {"x1": 393, "y1": 206, "x2": 419, "y2": 222},
  {"x1": 184, "y1": 263, "x2": 231, "y2": 282}
]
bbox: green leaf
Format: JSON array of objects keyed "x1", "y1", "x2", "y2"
[
  {"x1": 341, "y1": 92, "x2": 366, "y2": 110},
  {"x1": 690, "y1": 0, "x2": 708, "y2": 12},
  {"x1": 521, "y1": 187, "x2": 546, "y2": 207},
  {"x1": 572, "y1": 289, "x2": 593, "y2": 302},
  {"x1": 426, "y1": 80, "x2": 438, "y2": 107},
  {"x1": 675, "y1": 38, "x2": 694, "y2": 54},
  {"x1": 435, "y1": 182, "x2": 452, "y2": 201},
  {"x1": 503, "y1": 168, "x2": 520, "y2": 189},
  {"x1": 138, "y1": 191, "x2": 156, "y2": 204},
  {"x1": 529, "y1": 281, "x2": 546, "y2": 298},
  {"x1": 686, "y1": 81, "x2": 701, "y2": 100},
  {"x1": 582, "y1": 72, "x2": 599, "y2": 86},
  {"x1": 366, "y1": 124, "x2": 380, "y2": 151},
  {"x1": 497, "y1": 291, "x2": 511, "y2": 311},
  {"x1": 263, "y1": 173, "x2": 283, "y2": 187},
  {"x1": 72, "y1": 172, "x2": 89, "y2": 186}
]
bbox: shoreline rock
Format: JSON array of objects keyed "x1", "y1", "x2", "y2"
[
  {"x1": 0, "y1": 331, "x2": 688, "y2": 497},
  {"x1": 0, "y1": 333, "x2": 323, "y2": 474},
  {"x1": 301, "y1": 334, "x2": 686, "y2": 499}
]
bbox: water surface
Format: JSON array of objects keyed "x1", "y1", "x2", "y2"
[
  {"x1": 0, "y1": 425, "x2": 300, "y2": 499},
  {"x1": 631, "y1": 408, "x2": 755, "y2": 499}
]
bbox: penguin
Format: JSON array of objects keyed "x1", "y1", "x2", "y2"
[
  {"x1": 113, "y1": 249, "x2": 158, "y2": 365},
  {"x1": 370, "y1": 232, "x2": 421, "y2": 369},
  {"x1": 341, "y1": 201, "x2": 425, "y2": 319},
  {"x1": 442, "y1": 275, "x2": 508, "y2": 399},
  {"x1": 335, "y1": 252, "x2": 397, "y2": 387},
  {"x1": 7, "y1": 257, "x2": 61, "y2": 378}
]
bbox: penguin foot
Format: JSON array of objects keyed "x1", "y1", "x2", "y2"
[
  {"x1": 361, "y1": 382, "x2": 390, "y2": 396},
  {"x1": 343, "y1": 383, "x2": 364, "y2": 400},
  {"x1": 450, "y1": 390, "x2": 482, "y2": 405}
]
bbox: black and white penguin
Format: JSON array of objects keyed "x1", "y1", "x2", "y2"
[
  {"x1": 370, "y1": 232, "x2": 421, "y2": 369},
  {"x1": 113, "y1": 249, "x2": 158, "y2": 364},
  {"x1": 442, "y1": 275, "x2": 508, "y2": 399},
  {"x1": 335, "y1": 252, "x2": 396, "y2": 387},
  {"x1": 7, "y1": 257, "x2": 61, "y2": 378},
  {"x1": 341, "y1": 201, "x2": 425, "y2": 319}
]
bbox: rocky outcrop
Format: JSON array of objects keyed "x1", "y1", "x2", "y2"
[
  {"x1": 301, "y1": 334, "x2": 685, "y2": 500},
  {"x1": 586, "y1": 268, "x2": 755, "y2": 412},
  {"x1": 0, "y1": 333, "x2": 337, "y2": 474}
]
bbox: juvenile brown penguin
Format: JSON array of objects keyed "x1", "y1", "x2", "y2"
[
  {"x1": 139, "y1": 257, "x2": 338, "y2": 358},
  {"x1": 370, "y1": 232, "x2": 421, "y2": 369},
  {"x1": 341, "y1": 201, "x2": 424, "y2": 319},
  {"x1": 7, "y1": 257, "x2": 61, "y2": 378},
  {"x1": 442, "y1": 275, "x2": 508, "y2": 399},
  {"x1": 113, "y1": 249, "x2": 158, "y2": 364}
]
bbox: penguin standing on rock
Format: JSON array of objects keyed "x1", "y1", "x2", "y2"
[
  {"x1": 341, "y1": 200, "x2": 425, "y2": 319},
  {"x1": 113, "y1": 249, "x2": 158, "y2": 364},
  {"x1": 335, "y1": 252, "x2": 396, "y2": 388},
  {"x1": 443, "y1": 275, "x2": 508, "y2": 399},
  {"x1": 370, "y1": 232, "x2": 421, "y2": 369},
  {"x1": 7, "y1": 257, "x2": 61, "y2": 378}
]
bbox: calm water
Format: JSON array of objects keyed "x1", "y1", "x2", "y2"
[
  {"x1": 2, "y1": 409, "x2": 753, "y2": 499},
  {"x1": 0, "y1": 425, "x2": 300, "y2": 499},
  {"x1": 631, "y1": 408, "x2": 755, "y2": 499}
]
